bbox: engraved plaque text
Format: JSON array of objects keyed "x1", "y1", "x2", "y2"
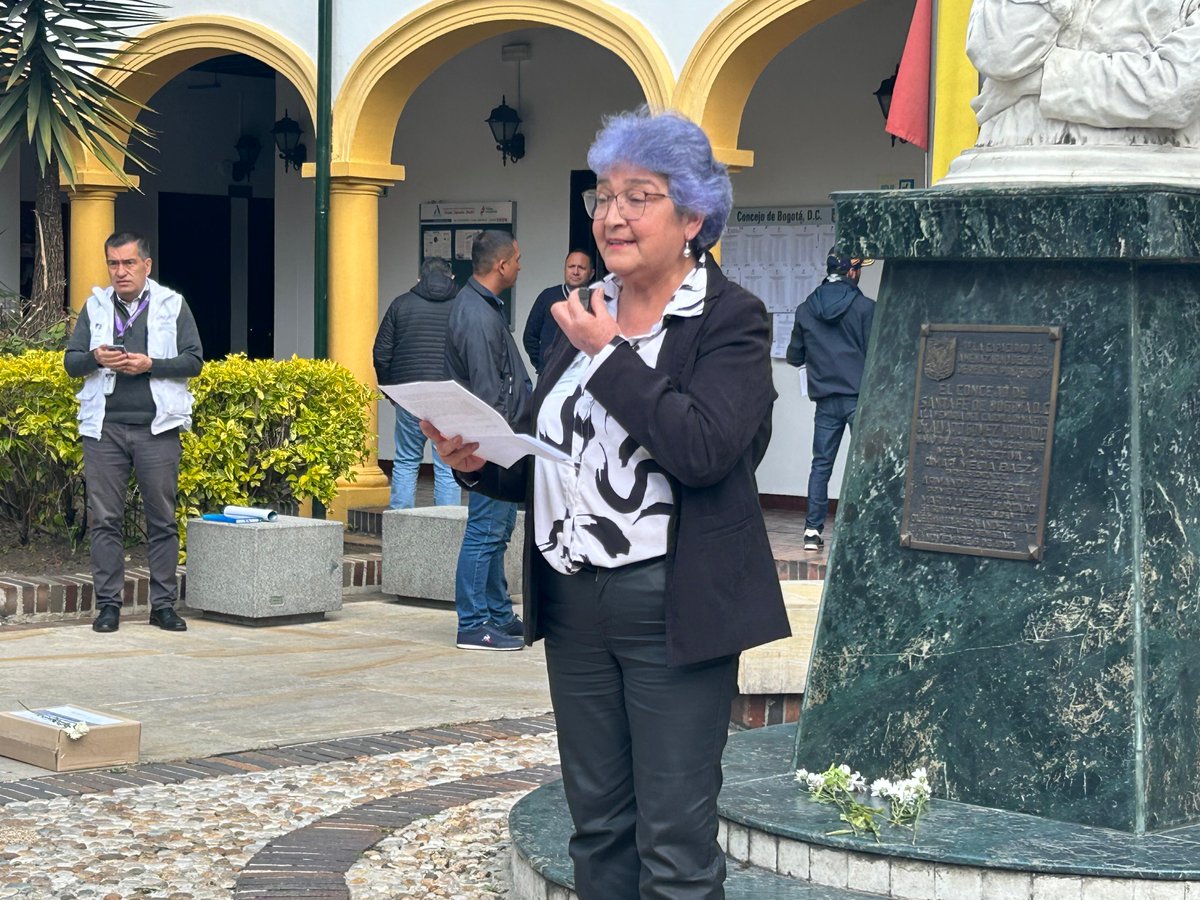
[{"x1": 900, "y1": 324, "x2": 1062, "y2": 561}]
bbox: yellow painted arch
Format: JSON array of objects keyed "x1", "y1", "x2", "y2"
[
  {"x1": 675, "y1": 0, "x2": 865, "y2": 168},
  {"x1": 336, "y1": 0, "x2": 674, "y2": 169},
  {"x1": 73, "y1": 16, "x2": 316, "y2": 179}
]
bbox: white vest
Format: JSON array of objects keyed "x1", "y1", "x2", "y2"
[{"x1": 76, "y1": 278, "x2": 195, "y2": 440}]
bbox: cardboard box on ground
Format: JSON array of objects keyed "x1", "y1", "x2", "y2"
[{"x1": 0, "y1": 705, "x2": 140, "y2": 772}]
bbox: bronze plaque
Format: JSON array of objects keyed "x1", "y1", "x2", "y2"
[{"x1": 900, "y1": 324, "x2": 1063, "y2": 561}]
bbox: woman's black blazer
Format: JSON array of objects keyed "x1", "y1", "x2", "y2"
[{"x1": 469, "y1": 257, "x2": 791, "y2": 666}]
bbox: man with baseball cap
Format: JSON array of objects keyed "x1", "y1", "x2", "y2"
[{"x1": 786, "y1": 250, "x2": 875, "y2": 551}]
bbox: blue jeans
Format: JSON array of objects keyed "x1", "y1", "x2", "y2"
[
  {"x1": 454, "y1": 490, "x2": 519, "y2": 630},
  {"x1": 391, "y1": 406, "x2": 460, "y2": 509},
  {"x1": 806, "y1": 394, "x2": 857, "y2": 532}
]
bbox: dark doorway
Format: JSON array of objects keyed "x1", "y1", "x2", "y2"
[
  {"x1": 159, "y1": 192, "x2": 231, "y2": 359},
  {"x1": 246, "y1": 197, "x2": 274, "y2": 358},
  {"x1": 158, "y1": 192, "x2": 275, "y2": 360},
  {"x1": 569, "y1": 169, "x2": 603, "y2": 278}
]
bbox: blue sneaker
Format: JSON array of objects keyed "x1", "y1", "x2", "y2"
[
  {"x1": 456, "y1": 623, "x2": 523, "y2": 651},
  {"x1": 496, "y1": 616, "x2": 524, "y2": 637}
]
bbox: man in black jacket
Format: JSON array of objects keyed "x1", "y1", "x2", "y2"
[
  {"x1": 786, "y1": 251, "x2": 875, "y2": 551},
  {"x1": 444, "y1": 231, "x2": 531, "y2": 651},
  {"x1": 372, "y1": 256, "x2": 460, "y2": 509},
  {"x1": 522, "y1": 249, "x2": 593, "y2": 374}
]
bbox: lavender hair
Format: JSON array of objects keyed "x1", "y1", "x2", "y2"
[{"x1": 586, "y1": 106, "x2": 732, "y2": 252}]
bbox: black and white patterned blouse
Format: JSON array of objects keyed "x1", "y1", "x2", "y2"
[{"x1": 533, "y1": 264, "x2": 708, "y2": 574}]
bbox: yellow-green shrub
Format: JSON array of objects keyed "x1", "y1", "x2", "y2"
[
  {"x1": 0, "y1": 351, "x2": 375, "y2": 548},
  {"x1": 179, "y1": 354, "x2": 375, "y2": 522},
  {"x1": 0, "y1": 350, "x2": 85, "y2": 543}
]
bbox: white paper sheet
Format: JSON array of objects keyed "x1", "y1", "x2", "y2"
[
  {"x1": 11, "y1": 706, "x2": 122, "y2": 726},
  {"x1": 380, "y1": 380, "x2": 570, "y2": 468}
]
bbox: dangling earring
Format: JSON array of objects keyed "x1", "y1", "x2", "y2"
[{"x1": 682, "y1": 241, "x2": 692, "y2": 259}]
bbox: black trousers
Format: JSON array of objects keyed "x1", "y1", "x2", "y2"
[{"x1": 541, "y1": 559, "x2": 739, "y2": 900}]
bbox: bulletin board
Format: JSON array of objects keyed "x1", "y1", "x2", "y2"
[
  {"x1": 721, "y1": 205, "x2": 836, "y2": 358},
  {"x1": 419, "y1": 201, "x2": 516, "y2": 326}
]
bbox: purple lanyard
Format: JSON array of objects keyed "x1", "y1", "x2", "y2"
[{"x1": 113, "y1": 296, "x2": 150, "y2": 340}]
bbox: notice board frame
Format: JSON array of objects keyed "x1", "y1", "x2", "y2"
[{"x1": 419, "y1": 201, "x2": 516, "y2": 327}]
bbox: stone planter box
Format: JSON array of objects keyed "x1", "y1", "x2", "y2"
[
  {"x1": 382, "y1": 506, "x2": 523, "y2": 603},
  {"x1": 186, "y1": 515, "x2": 343, "y2": 625}
]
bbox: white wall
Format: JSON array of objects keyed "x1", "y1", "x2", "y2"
[
  {"x1": 736, "y1": 0, "x2": 923, "y2": 498},
  {"x1": 330, "y1": 0, "x2": 732, "y2": 94},
  {"x1": 155, "y1": 0, "x2": 875, "y2": 105},
  {"x1": 272, "y1": 78, "x2": 316, "y2": 360},
  {"x1": 152, "y1": 1, "x2": 317, "y2": 64}
]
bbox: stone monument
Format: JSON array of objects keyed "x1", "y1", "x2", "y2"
[
  {"x1": 944, "y1": 0, "x2": 1200, "y2": 187},
  {"x1": 794, "y1": 0, "x2": 1200, "y2": 834}
]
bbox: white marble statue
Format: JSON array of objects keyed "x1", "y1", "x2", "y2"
[{"x1": 944, "y1": 0, "x2": 1200, "y2": 185}]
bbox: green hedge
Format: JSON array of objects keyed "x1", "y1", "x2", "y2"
[
  {"x1": 0, "y1": 350, "x2": 84, "y2": 543},
  {"x1": 0, "y1": 351, "x2": 375, "y2": 548}
]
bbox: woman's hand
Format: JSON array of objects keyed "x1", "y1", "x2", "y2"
[
  {"x1": 419, "y1": 420, "x2": 486, "y2": 472},
  {"x1": 552, "y1": 287, "x2": 621, "y2": 356}
]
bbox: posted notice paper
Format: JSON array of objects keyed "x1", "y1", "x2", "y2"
[{"x1": 380, "y1": 380, "x2": 570, "y2": 468}]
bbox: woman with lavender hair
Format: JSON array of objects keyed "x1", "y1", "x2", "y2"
[{"x1": 424, "y1": 107, "x2": 788, "y2": 898}]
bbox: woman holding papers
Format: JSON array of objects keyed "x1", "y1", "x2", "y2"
[{"x1": 424, "y1": 107, "x2": 788, "y2": 900}]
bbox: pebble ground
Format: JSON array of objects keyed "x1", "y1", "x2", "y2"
[{"x1": 0, "y1": 719, "x2": 561, "y2": 898}]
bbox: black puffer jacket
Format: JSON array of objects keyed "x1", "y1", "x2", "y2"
[{"x1": 372, "y1": 269, "x2": 458, "y2": 385}]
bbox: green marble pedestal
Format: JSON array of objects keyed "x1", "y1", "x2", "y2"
[{"x1": 794, "y1": 186, "x2": 1200, "y2": 833}]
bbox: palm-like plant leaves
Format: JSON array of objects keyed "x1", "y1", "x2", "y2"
[{"x1": 0, "y1": 0, "x2": 165, "y2": 187}]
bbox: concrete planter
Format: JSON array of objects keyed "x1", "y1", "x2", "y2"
[
  {"x1": 382, "y1": 506, "x2": 523, "y2": 603},
  {"x1": 186, "y1": 515, "x2": 343, "y2": 625}
]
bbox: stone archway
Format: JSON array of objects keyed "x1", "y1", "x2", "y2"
[
  {"x1": 336, "y1": 0, "x2": 672, "y2": 171},
  {"x1": 674, "y1": 0, "x2": 867, "y2": 170},
  {"x1": 675, "y1": 0, "x2": 976, "y2": 176},
  {"x1": 67, "y1": 17, "x2": 316, "y2": 311}
]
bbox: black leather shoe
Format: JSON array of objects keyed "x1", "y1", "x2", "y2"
[
  {"x1": 92, "y1": 606, "x2": 120, "y2": 633},
  {"x1": 149, "y1": 607, "x2": 188, "y2": 631}
]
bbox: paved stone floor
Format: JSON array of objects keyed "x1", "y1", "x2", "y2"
[
  {"x1": 0, "y1": 714, "x2": 561, "y2": 898},
  {"x1": 0, "y1": 476, "x2": 823, "y2": 898},
  {"x1": 0, "y1": 596, "x2": 559, "y2": 898}
]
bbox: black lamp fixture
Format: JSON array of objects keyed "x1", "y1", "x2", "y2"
[
  {"x1": 486, "y1": 43, "x2": 531, "y2": 166},
  {"x1": 486, "y1": 95, "x2": 525, "y2": 166},
  {"x1": 231, "y1": 134, "x2": 261, "y2": 182},
  {"x1": 270, "y1": 109, "x2": 308, "y2": 173},
  {"x1": 873, "y1": 66, "x2": 905, "y2": 146}
]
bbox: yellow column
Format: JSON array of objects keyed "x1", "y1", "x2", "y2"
[
  {"x1": 931, "y1": 1, "x2": 979, "y2": 184},
  {"x1": 323, "y1": 172, "x2": 396, "y2": 521},
  {"x1": 65, "y1": 171, "x2": 138, "y2": 312}
]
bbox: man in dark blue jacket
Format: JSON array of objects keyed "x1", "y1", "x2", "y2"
[
  {"x1": 444, "y1": 231, "x2": 531, "y2": 651},
  {"x1": 786, "y1": 252, "x2": 875, "y2": 551},
  {"x1": 373, "y1": 256, "x2": 460, "y2": 509},
  {"x1": 521, "y1": 249, "x2": 593, "y2": 374}
]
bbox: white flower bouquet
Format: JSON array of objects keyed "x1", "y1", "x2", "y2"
[{"x1": 796, "y1": 761, "x2": 932, "y2": 842}]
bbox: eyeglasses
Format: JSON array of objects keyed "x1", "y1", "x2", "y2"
[{"x1": 582, "y1": 188, "x2": 670, "y2": 221}]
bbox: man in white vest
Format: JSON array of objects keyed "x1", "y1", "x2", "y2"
[{"x1": 63, "y1": 231, "x2": 203, "y2": 633}]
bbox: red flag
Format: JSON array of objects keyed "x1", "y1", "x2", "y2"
[{"x1": 886, "y1": 0, "x2": 932, "y2": 151}]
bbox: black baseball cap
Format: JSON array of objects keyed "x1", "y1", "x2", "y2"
[{"x1": 826, "y1": 250, "x2": 875, "y2": 274}]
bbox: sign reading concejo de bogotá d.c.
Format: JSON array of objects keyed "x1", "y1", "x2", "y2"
[{"x1": 901, "y1": 323, "x2": 1063, "y2": 561}]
